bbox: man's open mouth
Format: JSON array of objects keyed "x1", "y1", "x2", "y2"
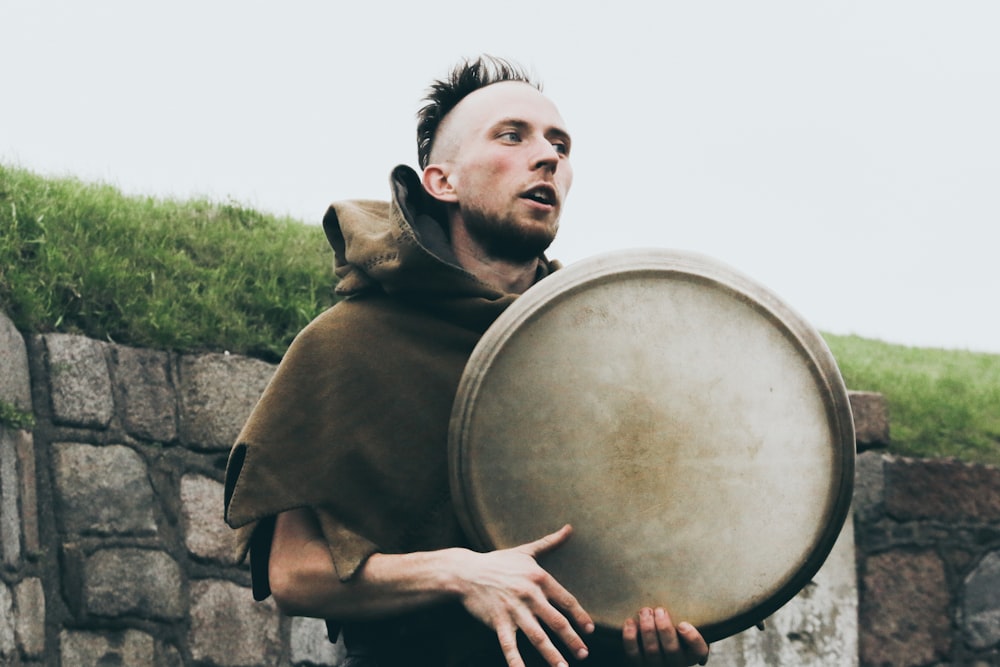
[{"x1": 522, "y1": 186, "x2": 557, "y2": 206}]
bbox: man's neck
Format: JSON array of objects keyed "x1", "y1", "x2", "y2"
[{"x1": 449, "y1": 217, "x2": 540, "y2": 295}]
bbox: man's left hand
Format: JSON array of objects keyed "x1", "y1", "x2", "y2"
[{"x1": 622, "y1": 607, "x2": 709, "y2": 666}]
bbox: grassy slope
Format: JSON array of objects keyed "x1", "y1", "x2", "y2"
[
  {"x1": 825, "y1": 333, "x2": 1000, "y2": 465},
  {"x1": 0, "y1": 164, "x2": 337, "y2": 361},
  {"x1": 2, "y1": 164, "x2": 998, "y2": 465}
]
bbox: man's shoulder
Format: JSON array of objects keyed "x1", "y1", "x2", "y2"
[
  {"x1": 268, "y1": 296, "x2": 401, "y2": 379},
  {"x1": 297, "y1": 295, "x2": 396, "y2": 337},
  {"x1": 291, "y1": 293, "x2": 436, "y2": 352}
]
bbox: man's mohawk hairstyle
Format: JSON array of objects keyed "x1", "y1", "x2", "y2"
[{"x1": 416, "y1": 55, "x2": 541, "y2": 169}]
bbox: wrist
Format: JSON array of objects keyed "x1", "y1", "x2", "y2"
[
  {"x1": 364, "y1": 547, "x2": 472, "y2": 600},
  {"x1": 431, "y1": 547, "x2": 476, "y2": 598}
]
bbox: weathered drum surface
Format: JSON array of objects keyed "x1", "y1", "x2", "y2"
[{"x1": 448, "y1": 248, "x2": 855, "y2": 642}]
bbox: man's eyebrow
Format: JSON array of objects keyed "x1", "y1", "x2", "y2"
[
  {"x1": 548, "y1": 126, "x2": 572, "y2": 147},
  {"x1": 489, "y1": 118, "x2": 531, "y2": 133}
]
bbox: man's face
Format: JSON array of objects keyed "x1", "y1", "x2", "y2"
[{"x1": 427, "y1": 81, "x2": 573, "y2": 261}]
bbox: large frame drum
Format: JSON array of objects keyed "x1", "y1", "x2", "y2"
[{"x1": 449, "y1": 249, "x2": 855, "y2": 643}]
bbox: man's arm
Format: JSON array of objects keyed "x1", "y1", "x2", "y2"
[{"x1": 268, "y1": 507, "x2": 594, "y2": 667}]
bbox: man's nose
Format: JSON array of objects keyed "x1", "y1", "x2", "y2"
[{"x1": 531, "y1": 139, "x2": 560, "y2": 171}]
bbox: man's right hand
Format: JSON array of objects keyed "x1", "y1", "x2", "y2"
[
  {"x1": 270, "y1": 511, "x2": 592, "y2": 667},
  {"x1": 450, "y1": 524, "x2": 595, "y2": 667}
]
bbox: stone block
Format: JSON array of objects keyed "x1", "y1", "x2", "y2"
[
  {"x1": 53, "y1": 442, "x2": 157, "y2": 536},
  {"x1": 0, "y1": 311, "x2": 32, "y2": 412},
  {"x1": 14, "y1": 577, "x2": 45, "y2": 658},
  {"x1": 181, "y1": 473, "x2": 239, "y2": 564},
  {"x1": 179, "y1": 353, "x2": 275, "y2": 451},
  {"x1": 859, "y1": 549, "x2": 950, "y2": 666},
  {"x1": 83, "y1": 548, "x2": 185, "y2": 620},
  {"x1": 853, "y1": 451, "x2": 885, "y2": 524},
  {"x1": 710, "y1": 513, "x2": 858, "y2": 666},
  {"x1": 291, "y1": 616, "x2": 346, "y2": 666},
  {"x1": 885, "y1": 456, "x2": 1000, "y2": 522},
  {"x1": 847, "y1": 390, "x2": 889, "y2": 450},
  {"x1": 60, "y1": 629, "x2": 155, "y2": 667},
  {"x1": 45, "y1": 333, "x2": 114, "y2": 428},
  {"x1": 963, "y1": 550, "x2": 1000, "y2": 649},
  {"x1": 0, "y1": 425, "x2": 21, "y2": 568},
  {"x1": 0, "y1": 582, "x2": 13, "y2": 661},
  {"x1": 14, "y1": 428, "x2": 38, "y2": 554},
  {"x1": 161, "y1": 643, "x2": 184, "y2": 667},
  {"x1": 188, "y1": 579, "x2": 281, "y2": 666},
  {"x1": 111, "y1": 345, "x2": 178, "y2": 442}
]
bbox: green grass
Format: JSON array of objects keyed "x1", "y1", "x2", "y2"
[
  {"x1": 0, "y1": 400, "x2": 35, "y2": 430},
  {"x1": 0, "y1": 164, "x2": 337, "y2": 361},
  {"x1": 825, "y1": 333, "x2": 1000, "y2": 466},
  {"x1": 2, "y1": 164, "x2": 998, "y2": 466}
]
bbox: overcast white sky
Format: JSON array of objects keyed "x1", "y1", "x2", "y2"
[{"x1": 3, "y1": 1, "x2": 998, "y2": 353}]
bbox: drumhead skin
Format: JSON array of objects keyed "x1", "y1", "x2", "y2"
[{"x1": 449, "y1": 248, "x2": 855, "y2": 643}]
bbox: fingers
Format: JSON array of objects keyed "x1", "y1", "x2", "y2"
[
  {"x1": 515, "y1": 614, "x2": 575, "y2": 667},
  {"x1": 505, "y1": 579, "x2": 588, "y2": 665},
  {"x1": 623, "y1": 616, "x2": 642, "y2": 663},
  {"x1": 622, "y1": 608, "x2": 710, "y2": 666},
  {"x1": 519, "y1": 524, "x2": 573, "y2": 558},
  {"x1": 530, "y1": 596, "x2": 591, "y2": 663},
  {"x1": 651, "y1": 607, "x2": 680, "y2": 655},
  {"x1": 498, "y1": 604, "x2": 582, "y2": 667},
  {"x1": 541, "y1": 573, "x2": 595, "y2": 638},
  {"x1": 458, "y1": 532, "x2": 592, "y2": 667},
  {"x1": 496, "y1": 624, "x2": 527, "y2": 667},
  {"x1": 677, "y1": 622, "x2": 710, "y2": 666},
  {"x1": 517, "y1": 524, "x2": 596, "y2": 648}
]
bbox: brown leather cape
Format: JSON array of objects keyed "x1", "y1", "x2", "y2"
[{"x1": 223, "y1": 165, "x2": 560, "y2": 664}]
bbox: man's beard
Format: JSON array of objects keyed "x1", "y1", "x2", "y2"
[{"x1": 461, "y1": 207, "x2": 558, "y2": 263}]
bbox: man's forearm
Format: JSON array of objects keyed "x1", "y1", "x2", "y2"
[{"x1": 268, "y1": 508, "x2": 466, "y2": 620}]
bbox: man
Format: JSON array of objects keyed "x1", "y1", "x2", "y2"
[{"x1": 224, "y1": 56, "x2": 710, "y2": 667}]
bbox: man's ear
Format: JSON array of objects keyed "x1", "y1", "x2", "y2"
[{"x1": 422, "y1": 164, "x2": 459, "y2": 203}]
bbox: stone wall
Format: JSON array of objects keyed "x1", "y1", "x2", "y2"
[
  {"x1": 853, "y1": 452, "x2": 1000, "y2": 666},
  {"x1": 0, "y1": 308, "x2": 997, "y2": 666},
  {"x1": 0, "y1": 313, "x2": 344, "y2": 667}
]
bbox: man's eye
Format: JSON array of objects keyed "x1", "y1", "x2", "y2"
[
  {"x1": 499, "y1": 131, "x2": 521, "y2": 142},
  {"x1": 552, "y1": 142, "x2": 569, "y2": 156}
]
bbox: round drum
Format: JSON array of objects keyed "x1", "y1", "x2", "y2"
[{"x1": 448, "y1": 248, "x2": 855, "y2": 643}]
